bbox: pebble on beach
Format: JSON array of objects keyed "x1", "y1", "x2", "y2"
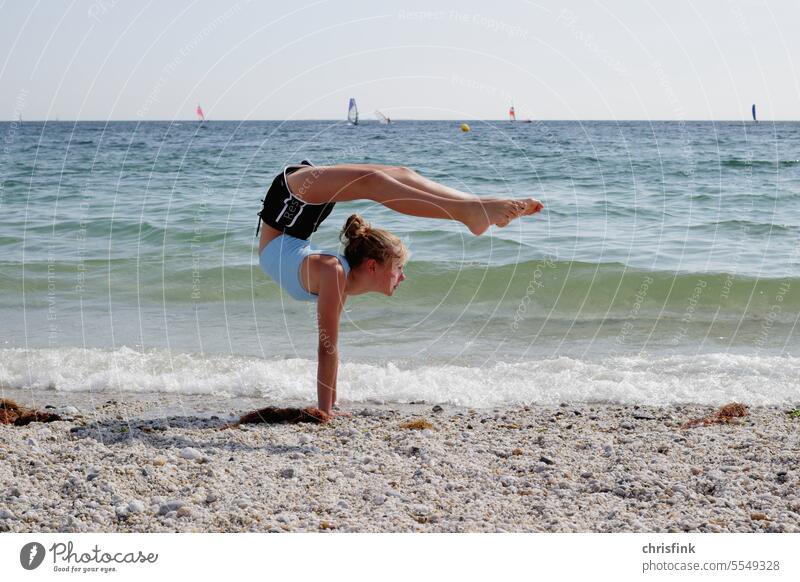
[{"x1": 1, "y1": 390, "x2": 798, "y2": 533}]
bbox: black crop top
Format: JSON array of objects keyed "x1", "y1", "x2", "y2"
[{"x1": 255, "y1": 160, "x2": 336, "y2": 240}]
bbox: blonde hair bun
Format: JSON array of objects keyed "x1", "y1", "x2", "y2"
[
  {"x1": 339, "y1": 213, "x2": 408, "y2": 269},
  {"x1": 340, "y1": 214, "x2": 370, "y2": 243}
]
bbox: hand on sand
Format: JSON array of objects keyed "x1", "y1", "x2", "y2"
[{"x1": 330, "y1": 406, "x2": 352, "y2": 419}]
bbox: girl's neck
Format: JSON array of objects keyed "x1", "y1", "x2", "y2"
[{"x1": 344, "y1": 272, "x2": 371, "y2": 296}]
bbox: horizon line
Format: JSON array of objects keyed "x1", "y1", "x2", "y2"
[{"x1": 0, "y1": 118, "x2": 788, "y2": 123}]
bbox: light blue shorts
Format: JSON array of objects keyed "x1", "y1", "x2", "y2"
[{"x1": 259, "y1": 234, "x2": 351, "y2": 302}]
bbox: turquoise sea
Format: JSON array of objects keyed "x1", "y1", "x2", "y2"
[{"x1": 1, "y1": 119, "x2": 799, "y2": 406}]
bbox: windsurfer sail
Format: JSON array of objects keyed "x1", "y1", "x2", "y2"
[
  {"x1": 348, "y1": 98, "x2": 359, "y2": 125},
  {"x1": 196, "y1": 105, "x2": 206, "y2": 123},
  {"x1": 752, "y1": 104, "x2": 758, "y2": 123},
  {"x1": 509, "y1": 104, "x2": 516, "y2": 121},
  {"x1": 375, "y1": 109, "x2": 390, "y2": 124}
]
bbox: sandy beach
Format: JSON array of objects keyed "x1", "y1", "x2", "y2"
[{"x1": 1, "y1": 388, "x2": 798, "y2": 533}]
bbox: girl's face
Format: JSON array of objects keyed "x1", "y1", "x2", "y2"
[{"x1": 370, "y1": 257, "x2": 406, "y2": 296}]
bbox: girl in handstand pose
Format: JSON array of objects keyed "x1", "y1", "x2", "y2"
[{"x1": 256, "y1": 161, "x2": 543, "y2": 418}]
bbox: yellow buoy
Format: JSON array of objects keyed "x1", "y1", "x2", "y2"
[{"x1": 460, "y1": 123, "x2": 471, "y2": 132}]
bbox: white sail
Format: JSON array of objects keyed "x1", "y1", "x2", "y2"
[{"x1": 375, "y1": 109, "x2": 390, "y2": 124}]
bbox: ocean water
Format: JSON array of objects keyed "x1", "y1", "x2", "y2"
[{"x1": 1, "y1": 119, "x2": 798, "y2": 406}]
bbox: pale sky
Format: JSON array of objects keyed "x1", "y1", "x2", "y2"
[{"x1": 1, "y1": 0, "x2": 798, "y2": 121}]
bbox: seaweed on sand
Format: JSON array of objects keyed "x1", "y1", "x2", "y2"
[
  {"x1": 0, "y1": 398, "x2": 62, "y2": 426},
  {"x1": 681, "y1": 402, "x2": 749, "y2": 429},
  {"x1": 399, "y1": 418, "x2": 435, "y2": 430},
  {"x1": 236, "y1": 406, "x2": 331, "y2": 425}
]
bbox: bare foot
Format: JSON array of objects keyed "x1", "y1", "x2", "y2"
[
  {"x1": 496, "y1": 200, "x2": 526, "y2": 227},
  {"x1": 520, "y1": 198, "x2": 544, "y2": 216},
  {"x1": 463, "y1": 199, "x2": 524, "y2": 235},
  {"x1": 496, "y1": 199, "x2": 544, "y2": 227}
]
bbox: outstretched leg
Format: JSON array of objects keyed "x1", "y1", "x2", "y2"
[
  {"x1": 342, "y1": 164, "x2": 544, "y2": 226},
  {"x1": 288, "y1": 165, "x2": 541, "y2": 235},
  {"x1": 339, "y1": 164, "x2": 484, "y2": 201}
]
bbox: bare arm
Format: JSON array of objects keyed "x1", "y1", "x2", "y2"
[{"x1": 315, "y1": 260, "x2": 347, "y2": 415}]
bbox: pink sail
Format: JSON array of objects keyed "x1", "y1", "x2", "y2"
[{"x1": 196, "y1": 105, "x2": 205, "y2": 122}]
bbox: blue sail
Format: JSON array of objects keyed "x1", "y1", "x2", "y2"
[
  {"x1": 752, "y1": 104, "x2": 757, "y2": 122},
  {"x1": 348, "y1": 98, "x2": 359, "y2": 125}
]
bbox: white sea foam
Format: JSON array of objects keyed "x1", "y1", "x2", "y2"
[{"x1": 0, "y1": 347, "x2": 798, "y2": 407}]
